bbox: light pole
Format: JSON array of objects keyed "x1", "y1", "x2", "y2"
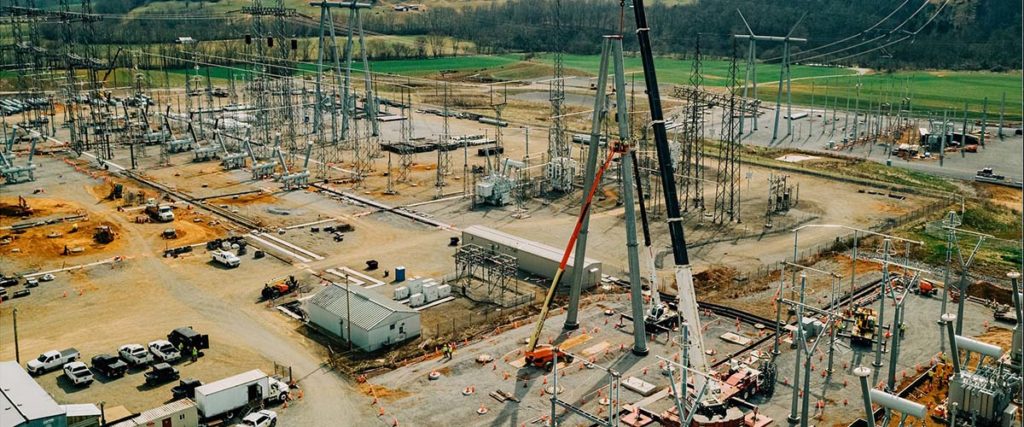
[{"x1": 12, "y1": 307, "x2": 20, "y2": 364}]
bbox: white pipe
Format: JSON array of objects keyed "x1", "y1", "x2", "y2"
[
  {"x1": 954, "y1": 335, "x2": 1003, "y2": 358},
  {"x1": 868, "y1": 389, "x2": 926, "y2": 419}
]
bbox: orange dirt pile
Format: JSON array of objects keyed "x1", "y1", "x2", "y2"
[
  {"x1": 0, "y1": 197, "x2": 81, "y2": 219},
  {"x1": 358, "y1": 383, "x2": 411, "y2": 400},
  {"x1": 2, "y1": 218, "x2": 125, "y2": 260}
]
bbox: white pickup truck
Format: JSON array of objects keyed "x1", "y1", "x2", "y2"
[
  {"x1": 118, "y1": 343, "x2": 154, "y2": 367},
  {"x1": 27, "y1": 348, "x2": 80, "y2": 375},
  {"x1": 211, "y1": 250, "x2": 241, "y2": 268},
  {"x1": 63, "y1": 361, "x2": 94, "y2": 386}
]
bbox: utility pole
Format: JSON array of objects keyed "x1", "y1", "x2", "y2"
[
  {"x1": 980, "y1": 96, "x2": 988, "y2": 148},
  {"x1": 998, "y1": 91, "x2": 1005, "y2": 139}
]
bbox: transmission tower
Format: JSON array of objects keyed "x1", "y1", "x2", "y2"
[
  {"x1": 735, "y1": 11, "x2": 806, "y2": 143},
  {"x1": 348, "y1": 4, "x2": 378, "y2": 183},
  {"x1": 435, "y1": 82, "x2": 452, "y2": 197},
  {"x1": 681, "y1": 34, "x2": 705, "y2": 212},
  {"x1": 397, "y1": 85, "x2": 414, "y2": 184},
  {"x1": 543, "y1": 0, "x2": 574, "y2": 193},
  {"x1": 712, "y1": 44, "x2": 742, "y2": 224},
  {"x1": 311, "y1": 1, "x2": 348, "y2": 179}
]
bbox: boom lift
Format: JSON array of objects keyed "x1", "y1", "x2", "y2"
[{"x1": 523, "y1": 147, "x2": 618, "y2": 370}]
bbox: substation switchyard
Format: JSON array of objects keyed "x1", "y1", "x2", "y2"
[{"x1": 0, "y1": 0, "x2": 1021, "y2": 426}]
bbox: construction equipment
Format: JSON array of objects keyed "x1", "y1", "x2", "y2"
[
  {"x1": 628, "y1": 0, "x2": 711, "y2": 398},
  {"x1": 524, "y1": 147, "x2": 618, "y2": 370},
  {"x1": 261, "y1": 275, "x2": 300, "y2": 301},
  {"x1": 914, "y1": 279, "x2": 936, "y2": 296},
  {"x1": 850, "y1": 307, "x2": 877, "y2": 347},
  {"x1": 93, "y1": 225, "x2": 115, "y2": 244}
]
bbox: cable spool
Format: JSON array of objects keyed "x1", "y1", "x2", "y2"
[{"x1": 428, "y1": 371, "x2": 441, "y2": 380}]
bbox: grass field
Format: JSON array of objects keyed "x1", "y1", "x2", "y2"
[
  {"x1": 785, "y1": 71, "x2": 1023, "y2": 120},
  {"x1": 546, "y1": 53, "x2": 857, "y2": 87},
  {"x1": 4, "y1": 47, "x2": 1019, "y2": 120}
]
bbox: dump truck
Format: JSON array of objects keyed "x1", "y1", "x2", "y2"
[
  {"x1": 145, "y1": 203, "x2": 175, "y2": 222},
  {"x1": 194, "y1": 370, "x2": 290, "y2": 421}
]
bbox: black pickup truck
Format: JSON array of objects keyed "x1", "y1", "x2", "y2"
[{"x1": 90, "y1": 354, "x2": 129, "y2": 379}]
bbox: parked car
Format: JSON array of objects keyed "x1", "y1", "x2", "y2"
[
  {"x1": 0, "y1": 276, "x2": 17, "y2": 287},
  {"x1": 237, "y1": 410, "x2": 277, "y2": 427},
  {"x1": 211, "y1": 250, "x2": 240, "y2": 268},
  {"x1": 90, "y1": 354, "x2": 128, "y2": 378},
  {"x1": 27, "y1": 348, "x2": 80, "y2": 375},
  {"x1": 171, "y1": 378, "x2": 203, "y2": 400},
  {"x1": 145, "y1": 363, "x2": 180, "y2": 386},
  {"x1": 25, "y1": 278, "x2": 39, "y2": 288},
  {"x1": 63, "y1": 362, "x2": 94, "y2": 386},
  {"x1": 148, "y1": 340, "x2": 182, "y2": 363},
  {"x1": 118, "y1": 344, "x2": 153, "y2": 367},
  {"x1": 168, "y1": 326, "x2": 210, "y2": 351},
  {"x1": 39, "y1": 273, "x2": 55, "y2": 282}
]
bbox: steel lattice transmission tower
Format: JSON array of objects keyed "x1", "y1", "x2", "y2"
[
  {"x1": 543, "y1": 0, "x2": 575, "y2": 193},
  {"x1": 310, "y1": 1, "x2": 349, "y2": 179},
  {"x1": 712, "y1": 43, "x2": 742, "y2": 224},
  {"x1": 681, "y1": 34, "x2": 705, "y2": 212},
  {"x1": 435, "y1": 82, "x2": 452, "y2": 197}
]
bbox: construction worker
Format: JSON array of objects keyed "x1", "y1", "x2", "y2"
[
  {"x1": 442, "y1": 343, "x2": 451, "y2": 360},
  {"x1": 191, "y1": 346, "x2": 198, "y2": 363}
]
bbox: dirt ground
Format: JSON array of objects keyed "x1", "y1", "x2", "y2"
[{"x1": 0, "y1": 77, "x2": 994, "y2": 427}]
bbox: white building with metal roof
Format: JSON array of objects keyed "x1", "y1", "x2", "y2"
[
  {"x1": 305, "y1": 283, "x2": 421, "y2": 352},
  {"x1": 1, "y1": 361, "x2": 68, "y2": 427},
  {"x1": 462, "y1": 225, "x2": 602, "y2": 288}
]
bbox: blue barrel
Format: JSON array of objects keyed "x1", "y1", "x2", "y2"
[{"x1": 395, "y1": 266, "x2": 406, "y2": 282}]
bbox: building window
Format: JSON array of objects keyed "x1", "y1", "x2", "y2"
[{"x1": 390, "y1": 324, "x2": 395, "y2": 330}]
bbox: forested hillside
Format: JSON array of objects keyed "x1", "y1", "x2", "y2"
[{"x1": 16, "y1": 0, "x2": 1024, "y2": 70}]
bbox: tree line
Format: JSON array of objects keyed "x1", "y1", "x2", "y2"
[{"x1": 364, "y1": 0, "x2": 1022, "y2": 71}]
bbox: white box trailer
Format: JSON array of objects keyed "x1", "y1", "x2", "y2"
[{"x1": 194, "y1": 370, "x2": 289, "y2": 420}]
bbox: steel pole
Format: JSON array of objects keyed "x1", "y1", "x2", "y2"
[
  {"x1": 12, "y1": 308, "x2": 19, "y2": 364},
  {"x1": 788, "y1": 274, "x2": 807, "y2": 425},
  {"x1": 873, "y1": 239, "x2": 890, "y2": 368},
  {"x1": 564, "y1": 39, "x2": 611, "y2": 330}
]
